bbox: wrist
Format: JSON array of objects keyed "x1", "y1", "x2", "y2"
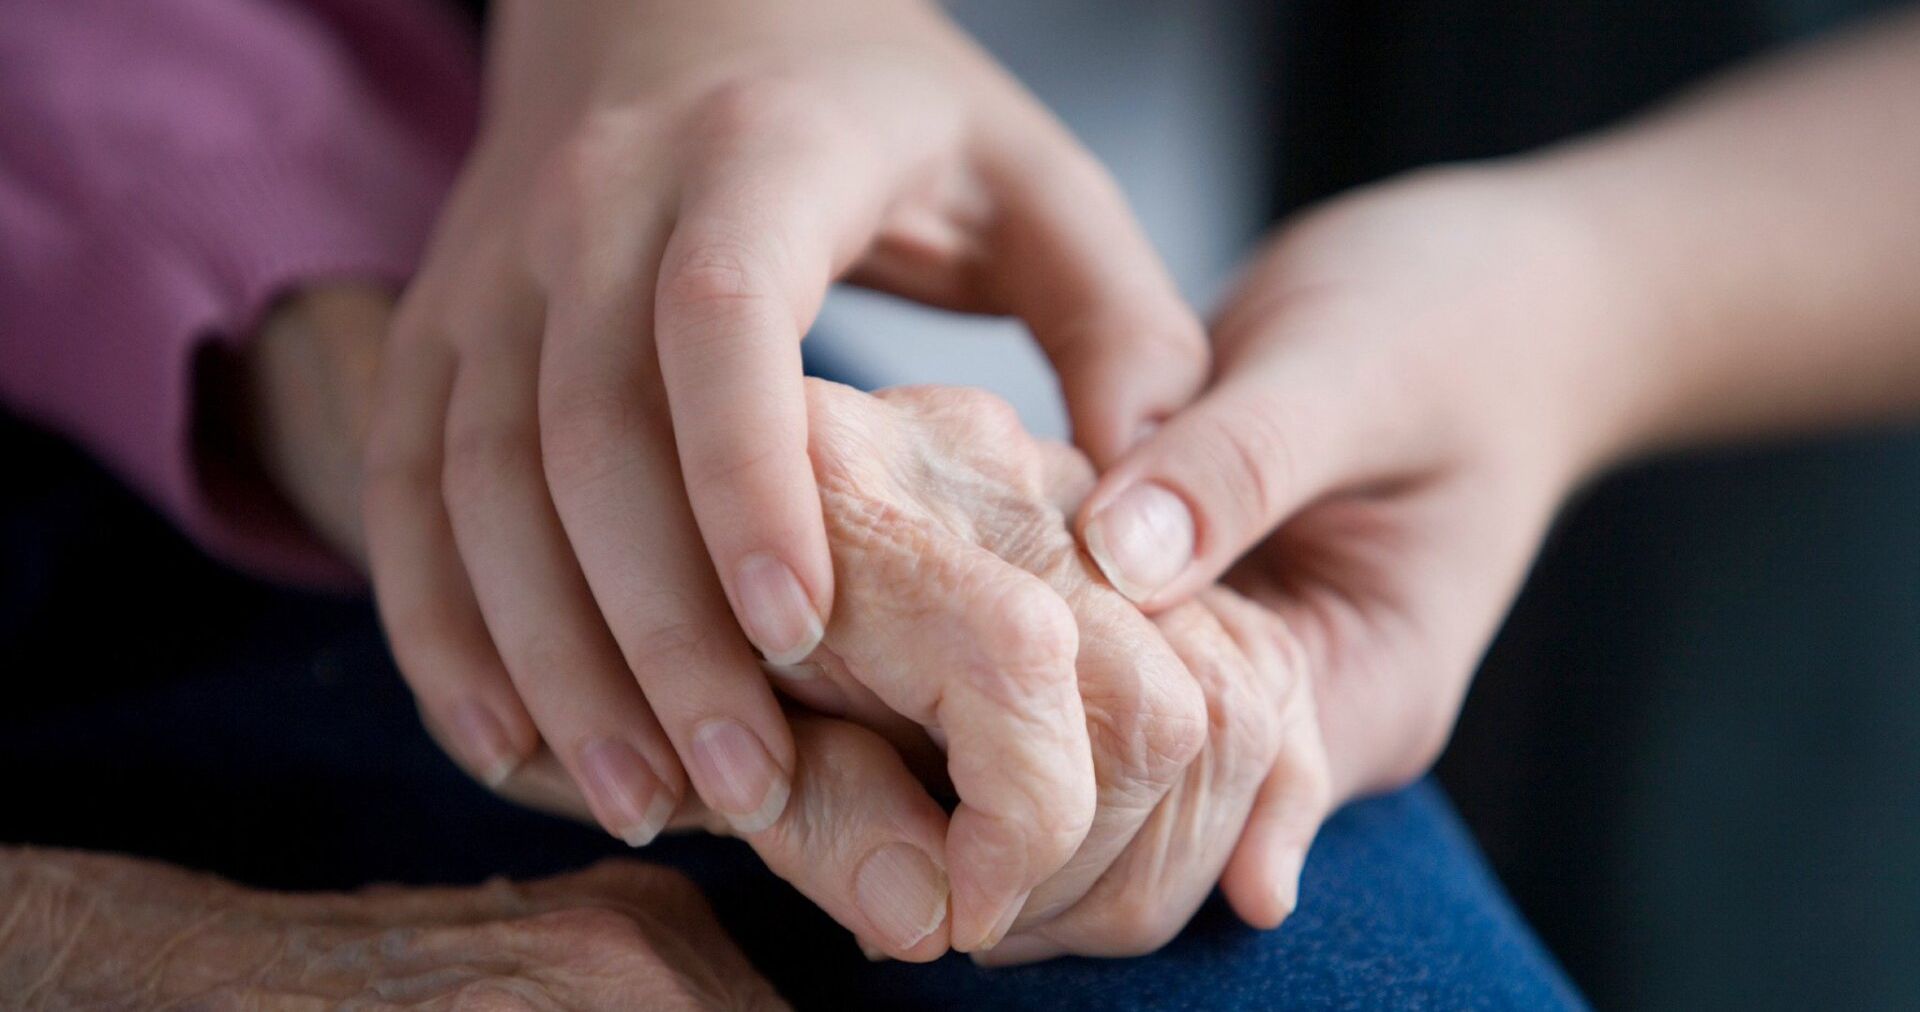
[
  {"x1": 1482, "y1": 154, "x2": 1693, "y2": 486},
  {"x1": 241, "y1": 285, "x2": 392, "y2": 566}
]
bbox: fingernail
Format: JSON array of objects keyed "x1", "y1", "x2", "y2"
[
  {"x1": 759, "y1": 659, "x2": 821, "y2": 681},
  {"x1": 689, "y1": 718, "x2": 790, "y2": 834},
  {"x1": 859, "y1": 940, "x2": 890, "y2": 962},
  {"x1": 1084, "y1": 482, "x2": 1194, "y2": 602},
  {"x1": 578, "y1": 739, "x2": 674, "y2": 847},
  {"x1": 855, "y1": 843, "x2": 948, "y2": 952},
  {"x1": 734, "y1": 552, "x2": 824, "y2": 666},
  {"x1": 450, "y1": 701, "x2": 522, "y2": 788}
]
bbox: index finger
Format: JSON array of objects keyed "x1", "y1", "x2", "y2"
[{"x1": 653, "y1": 131, "x2": 895, "y2": 669}]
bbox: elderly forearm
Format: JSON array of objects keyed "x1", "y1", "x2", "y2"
[
  {"x1": 1532, "y1": 7, "x2": 1920, "y2": 467},
  {"x1": 0, "y1": 848, "x2": 207, "y2": 1004}
]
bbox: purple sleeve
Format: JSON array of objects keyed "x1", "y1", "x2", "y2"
[{"x1": 0, "y1": 0, "x2": 479, "y2": 585}]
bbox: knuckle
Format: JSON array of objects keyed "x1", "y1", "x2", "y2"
[
  {"x1": 1186, "y1": 395, "x2": 1295, "y2": 534},
  {"x1": 958, "y1": 756, "x2": 1093, "y2": 861},
  {"x1": 540, "y1": 380, "x2": 651, "y2": 489},
  {"x1": 1218, "y1": 675, "x2": 1284, "y2": 774},
  {"x1": 969, "y1": 575, "x2": 1078, "y2": 698},
  {"x1": 659, "y1": 236, "x2": 775, "y2": 322},
  {"x1": 1016, "y1": 792, "x2": 1096, "y2": 864},
  {"x1": 1144, "y1": 679, "x2": 1210, "y2": 775},
  {"x1": 526, "y1": 114, "x2": 657, "y2": 284},
  {"x1": 362, "y1": 446, "x2": 437, "y2": 511},
  {"x1": 1081, "y1": 664, "x2": 1207, "y2": 793},
  {"x1": 1048, "y1": 781, "x2": 1100, "y2": 842},
  {"x1": 537, "y1": 113, "x2": 646, "y2": 221},
  {"x1": 689, "y1": 72, "x2": 841, "y2": 147},
  {"x1": 1206, "y1": 601, "x2": 1293, "y2": 756},
  {"x1": 360, "y1": 394, "x2": 441, "y2": 496},
  {"x1": 619, "y1": 605, "x2": 731, "y2": 687},
  {"x1": 443, "y1": 422, "x2": 536, "y2": 506}
]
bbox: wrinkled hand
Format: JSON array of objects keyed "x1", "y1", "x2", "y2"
[
  {"x1": 1077, "y1": 166, "x2": 1619, "y2": 809},
  {"x1": 248, "y1": 301, "x2": 1292, "y2": 965},
  {"x1": 0, "y1": 849, "x2": 784, "y2": 1010},
  {"x1": 791, "y1": 382, "x2": 1333, "y2": 959},
  {"x1": 250, "y1": 292, "x2": 951, "y2": 965},
  {"x1": 352, "y1": 0, "x2": 1205, "y2": 860}
]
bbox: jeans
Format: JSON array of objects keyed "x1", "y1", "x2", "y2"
[{"x1": 0, "y1": 420, "x2": 1582, "y2": 1012}]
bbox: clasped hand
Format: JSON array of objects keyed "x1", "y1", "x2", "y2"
[{"x1": 253, "y1": 291, "x2": 1329, "y2": 963}]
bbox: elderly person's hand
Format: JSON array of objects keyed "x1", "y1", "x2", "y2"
[
  {"x1": 248, "y1": 296, "x2": 1294, "y2": 963},
  {"x1": 789, "y1": 381, "x2": 1333, "y2": 958},
  {"x1": 251, "y1": 290, "x2": 1042, "y2": 963},
  {"x1": 349, "y1": 0, "x2": 1206, "y2": 854},
  {"x1": 0, "y1": 849, "x2": 785, "y2": 1009}
]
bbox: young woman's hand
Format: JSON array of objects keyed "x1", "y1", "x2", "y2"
[
  {"x1": 361, "y1": 0, "x2": 1205, "y2": 846},
  {"x1": 1073, "y1": 8, "x2": 1920, "y2": 907},
  {"x1": 1075, "y1": 166, "x2": 1634, "y2": 811}
]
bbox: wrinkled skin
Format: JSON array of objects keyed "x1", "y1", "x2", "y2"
[
  {"x1": 248, "y1": 293, "x2": 1330, "y2": 965},
  {"x1": 0, "y1": 850, "x2": 785, "y2": 1010},
  {"x1": 782, "y1": 381, "x2": 1333, "y2": 958}
]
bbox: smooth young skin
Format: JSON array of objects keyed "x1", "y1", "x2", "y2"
[
  {"x1": 363, "y1": 0, "x2": 1205, "y2": 859},
  {"x1": 1080, "y1": 8, "x2": 1920, "y2": 802},
  {"x1": 0, "y1": 850, "x2": 786, "y2": 1009}
]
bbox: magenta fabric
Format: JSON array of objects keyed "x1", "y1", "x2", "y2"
[{"x1": 0, "y1": 0, "x2": 480, "y2": 584}]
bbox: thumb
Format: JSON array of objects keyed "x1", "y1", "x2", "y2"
[{"x1": 1074, "y1": 349, "x2": 1376, "y2": 609}]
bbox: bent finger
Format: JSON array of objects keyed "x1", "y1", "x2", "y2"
[
  {"x1": 823, "y1": 536, "x2": 1097, "y2": 951},
  {"x1": 749, "y1": 714, "x2": 954, "y2": 961}
]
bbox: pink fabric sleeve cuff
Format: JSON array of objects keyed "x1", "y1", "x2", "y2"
[{"x1": 0, "y1": 0, "x2": 479, "y2": 587}]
